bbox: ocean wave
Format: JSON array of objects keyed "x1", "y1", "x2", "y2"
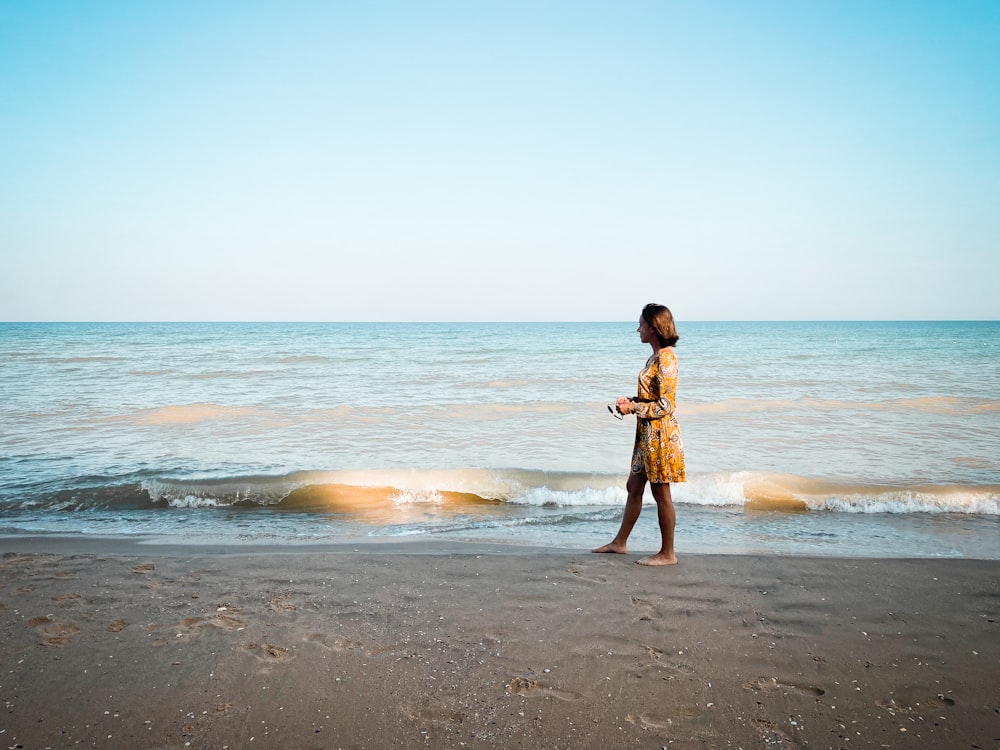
[
  {"x1": 276, "y1": 355, "x2": 330, "y2": 364},
  {"x1": 90, "y1": 396, "x2": 1000, "y2": 433},
  {"x1": 735, "y1": 472, "x2": 1000, "y2": 514},
  {"x1": 1, "y1": 468, "x2": 997, "y2": 516},
  {"x1": 681, "y1": 396, "x2": 1000, "y2": 416},
  {"x1": 107, "y1": 403, "x2": 272, "y2": 426}
]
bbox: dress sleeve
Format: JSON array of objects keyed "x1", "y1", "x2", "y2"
[{"x1": 631, "y1": 352, "x2": 677, "y2": 420}]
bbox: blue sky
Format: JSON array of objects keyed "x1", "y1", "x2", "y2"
[{"x1": 1, "y1": 1, "x2": 997, "y2": 321}]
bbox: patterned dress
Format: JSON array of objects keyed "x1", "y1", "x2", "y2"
[{"x1": 630, "y1": 347, "x2": 686, "y2": 483}]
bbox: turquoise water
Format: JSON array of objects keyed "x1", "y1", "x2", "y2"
[{"x1": 1, "y1": 321, "x2": 997, "y2": 557}]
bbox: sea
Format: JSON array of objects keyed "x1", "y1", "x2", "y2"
[{"x1": 1, "y1": 321, "x2": 997, "y2": 559}]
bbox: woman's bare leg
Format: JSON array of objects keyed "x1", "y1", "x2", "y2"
[
  {"x1": 636, "y1": 482, "x2": 677, "y2": 566},
  {"x1": 592, "y1": 473, "x2": 647, "y2": 554}
]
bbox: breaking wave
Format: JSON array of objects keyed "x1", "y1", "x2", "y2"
[{"x1": 1, "y1": 468, "x2": 997, "y2": 516}]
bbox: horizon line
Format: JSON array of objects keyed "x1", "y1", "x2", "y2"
[{"x1": 2, "y1": 319, "x2": 998, "y2": 325}]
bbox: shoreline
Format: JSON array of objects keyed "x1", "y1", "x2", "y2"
[
  {"x1": 0, "y1": 533, "x2": 547, "y2": 557},
  {"x1": 2, "y1": 543, "x2": 997, "y2": 748},
  {"x1": 3, "y1": 520, "x2": 1000, "y2": 562}
]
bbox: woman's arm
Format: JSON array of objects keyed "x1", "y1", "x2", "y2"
[
  {"x1": 629, "y1": 353, "x2": 677, "y2": 420},
  {"x1": 629, "y1": 395, "x2": 672, "y2": 420}
]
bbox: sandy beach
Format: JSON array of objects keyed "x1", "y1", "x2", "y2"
[{"x1": 1, "y1": 539, "x2": 997, "y2": 750}]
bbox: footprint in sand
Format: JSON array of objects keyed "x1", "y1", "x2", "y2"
[
  {"x1": 403, "y1": 704, "x2": 465, "y2": 725},
  {"x1": 626, "y1": 707, "x2": 702, "y2": 730},
  {"x1": 186, "y1": 614, "x2": 247, "y2": 631},
  {"x1": 567, "y1": 564, "x2": 608, "y2": 583},
  {"x1": 211, "y1": 613, "x2": 246, "y2": 630},
  {"x1": 743, "y1": 677, "x2": 825, "y2": 697},
  {"x1": 630, "y1": 594, "x2": 661, "y2": 621},
  {"x1": 29, "y1": 616, "x2": 81, "y2": 647},
  {"x1": 627, "y1": 712, "x2": 671, "y2": 730},
  {"x1": 641, "y1": 644, "x2": 696, "y2": 675},
  {"x1": 304, "y1": 633, "x2": 363, "y2": 651},
  {"x1": 506, "y1": 677, "x2": 584, "y2": 702},
  {"x1": 150, "y1": 613, "x2": 247, "y2": 644},
  {"x1": 876, "y1": 693, "x2": 956, "y2": 714},
  {"x1": 244, "y1": 642, "x2": 292, "y2": 662},
  {"x1": 269, "y1": 597, "x2": 297, "y2": 613}
]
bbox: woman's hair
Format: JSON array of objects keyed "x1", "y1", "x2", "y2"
[{"x1": 641, "y1": 303, "x2": 679, "y2": 347}]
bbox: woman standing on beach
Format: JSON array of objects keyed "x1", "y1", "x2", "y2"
[{"x1": 594, "y1": 303, "x2": 686, "y2": 566}]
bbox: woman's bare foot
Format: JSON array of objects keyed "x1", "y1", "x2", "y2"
[
  {"x1": 591, "y1": 542, "x2": 627, "y2": 554},
  {"x1": 636, "y1": 553, "x2": 677, "y2": 566}
]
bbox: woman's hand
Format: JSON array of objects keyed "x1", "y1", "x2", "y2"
[{"x1": 615, "y1": 396, "x2": 633, "y2": 415}]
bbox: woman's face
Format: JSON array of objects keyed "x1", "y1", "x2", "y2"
[{"x1": 637, "y1": 317, "x2": 653, "y2": 343}]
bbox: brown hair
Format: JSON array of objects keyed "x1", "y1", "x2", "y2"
[{"x1": 641, "y1": 303, "x2": 679, "y2": 347}]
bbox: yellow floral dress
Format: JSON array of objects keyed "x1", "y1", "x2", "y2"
[{"x1": 630, "y1": 347, "x2": 686, "y2": 483}]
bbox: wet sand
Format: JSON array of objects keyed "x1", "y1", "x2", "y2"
[{"x1": 1, "y1": 538, "x2": 997, "y2": 749}]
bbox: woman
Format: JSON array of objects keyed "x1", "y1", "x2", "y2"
[{"x1": 593, "y1": 303, "x2": 686, "y2": 566}]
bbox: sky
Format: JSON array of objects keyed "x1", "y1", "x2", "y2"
[{"x1": 1, "y1": 1, "x2": 998, "y2": 321}]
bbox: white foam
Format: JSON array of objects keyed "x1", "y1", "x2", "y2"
[
  {"x1": 391, "y1": 490, "x2": 445, "y2": 505},
  {"x1": 503, "y1": 473, "x2": 752, "y2": 508},
  {"x1": 673, "y1": 473, "x2": 751, "y2": 507},
  {"x1": 813, "y1": 490, "x2": 1000, "y2": 515},
  {"x1": 509, "y1": 486, "x2": 626, "y2": 507},
  {"x1": 167, "y1": 495, "x2": 222, "y2": 509}
]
